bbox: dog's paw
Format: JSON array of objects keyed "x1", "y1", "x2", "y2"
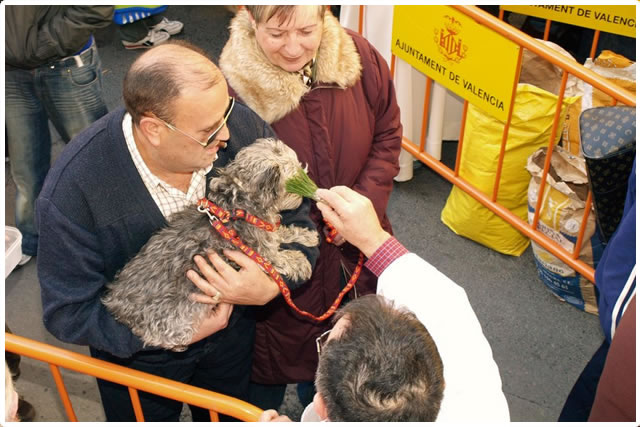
[
  {"x1": 273, "y1": 249, "x2": 313, "y2": 282},
  {"x1": 276, "y1": 225, "x2": 320, "y2": 247}
]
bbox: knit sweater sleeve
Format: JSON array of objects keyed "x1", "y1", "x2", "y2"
[{"x1": 36, "y1": 195, "x2": 145, "y2": 358}]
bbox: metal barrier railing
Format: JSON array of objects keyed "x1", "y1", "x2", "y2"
[
  {"x1": 364, "y1": 5, "x2": 635, "y2": 283},
  {"x1": 5, "y1": 332, "x2": 262, "y2": 422},
  {"x1": 497, "y1": 8, "x2": 603, "y2": 60}
]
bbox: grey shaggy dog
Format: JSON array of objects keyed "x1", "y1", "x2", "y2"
[{"x1": 102, "y1": 138, "x2": 319, "y2": 350}]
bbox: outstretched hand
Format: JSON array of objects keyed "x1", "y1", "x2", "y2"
[{"x1": 316, "y1": 186, "x2": 390, "y2": 257}]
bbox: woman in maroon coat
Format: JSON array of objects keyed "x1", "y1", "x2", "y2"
[{"x1": 219, "y1": 5, "x2": 402, "y2": 409}]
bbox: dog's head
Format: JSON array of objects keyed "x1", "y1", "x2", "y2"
[{"x1": 213, "y1": 138, "x2": 304, "y2": 211}]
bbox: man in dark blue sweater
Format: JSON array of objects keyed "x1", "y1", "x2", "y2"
[{"x1": 35, "y1": 41, "x2": 318, "y2": 421}]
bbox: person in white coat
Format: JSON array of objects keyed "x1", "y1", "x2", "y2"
[{"x1": 260, "y1": 186, "x2": 510, "y2": 422}]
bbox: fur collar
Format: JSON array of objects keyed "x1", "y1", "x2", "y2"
[{"x1": 219, "y1": 9, "x2": 362, "y2": 124}]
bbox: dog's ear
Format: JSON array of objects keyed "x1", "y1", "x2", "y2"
[{"x1": 253, "y1": 161, "x2": 282, "y2": 204}]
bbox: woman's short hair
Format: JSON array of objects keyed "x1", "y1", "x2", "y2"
[{"x1": 245, "y1": 5, "x2": 325, "y2": 25}]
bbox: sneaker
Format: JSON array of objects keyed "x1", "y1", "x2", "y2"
[
  {"x1": 151, "y1": 17, "x2": 184, "y2": 36},
  {"x1": 121, "y1": 29, "x2": 170, "y2": 50},
  {"x1": 18, "y1": 254, "x2": 32, "y2": 266}
]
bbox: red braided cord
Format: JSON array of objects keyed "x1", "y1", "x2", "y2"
[
  {"x1": 323, "y1": 218, "x2": 339, "y2": 243},
  {"x1": 198, "y1": 199, "x2": 279, "y2": 231},
  {"x1": 197, "y1": 199, "x2": 363, "y2": 322}
]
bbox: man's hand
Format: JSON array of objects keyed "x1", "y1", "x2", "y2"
[
  {"x1": 188, "y1": 302, "x2": 233, "y2": 344},
  {"x1": 187, "y1": 250, "x2": 280, "y2": 306},
  {"x1": 316, "y1": 186, "x2": 390, "y2": 258},
  {"x1": 259, "y1": 409, "x2": 292, "y2": 422}
]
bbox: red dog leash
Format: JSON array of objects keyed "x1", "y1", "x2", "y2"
[{"x1": 197, "y1": 198, "x2": 364, "y2": 322}]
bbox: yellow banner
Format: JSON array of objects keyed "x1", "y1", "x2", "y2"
[
  {"x1": 391, "y1": 6, "x2": 520, "y2": 121},
  {"x1": 501, "y1": 5, "x2": 636, "y2": 38}
]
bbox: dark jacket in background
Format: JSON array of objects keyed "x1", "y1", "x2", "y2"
[
  {"x1": 588, "y1": 296, "x2": 636, "y2": 422},
  {"x1": 588, "y1": 160, "x2": 636, "y2": 421},
  {"x1": 220, "y1": 9, "x2": 402, "y2": 383},
  {"x1": 595, "y1": 160, "x2": 636, "y2": 343},
  {"x1": 5, "y1": 5, "x2": 113, "y2": 70}
]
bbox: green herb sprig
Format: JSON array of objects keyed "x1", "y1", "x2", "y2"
[{"x1": 286, "y1": 168, "x2": 321, "y2": 201}]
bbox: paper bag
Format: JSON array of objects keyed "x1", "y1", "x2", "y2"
[{"x1": 526, "y1": 145, "x2": 604, "y2": 314}]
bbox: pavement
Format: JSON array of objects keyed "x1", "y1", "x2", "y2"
[{"x1": 4, "y1": 5, "x2": 603, "y2": 423}]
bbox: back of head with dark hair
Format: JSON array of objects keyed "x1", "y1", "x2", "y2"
[
  {"x1": 315, "y1": 294, "x2": 445, "y2": 422},
  {"x1": 122, "y1": 40, "x2": 222, "y2": 125}
]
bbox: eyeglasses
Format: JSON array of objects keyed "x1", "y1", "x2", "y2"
[
  {"x1": 315, "y1": 328, "x2": 333, "y2": 355},
  {"x1": 158, "y1": 96, "x2": 235, "y2": 148}
]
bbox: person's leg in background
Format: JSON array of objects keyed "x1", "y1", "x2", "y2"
[
  {"x1": 40, "y1": 42, "x2": 109, "y2": 144},
  {"x1": 248, "y1": 382, "x2": 287, "y2": 414},
  {"x1": 558, "y1": 340, "x2": 610, "y2": 421},
  {"x1": 5, "y1": 41, "x2": 110, "y2": 261},
  {"x1": 297, "y1": 381, "x2": 315, "y2": 408},
  {"x1": 5, "y1": 68, "x2": 52, "y2": 260}
]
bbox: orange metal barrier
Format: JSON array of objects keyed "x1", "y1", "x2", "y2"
[
  {"x1": 5, "y1": 332, "x2": 263, "y2": 422},
  {"x1": 370, "y1": 5, "x2": 635, "y2": 284}
]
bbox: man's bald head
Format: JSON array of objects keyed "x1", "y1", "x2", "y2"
[{"x1": 123, "y1": 41, "x2": 224, "y2": 124}]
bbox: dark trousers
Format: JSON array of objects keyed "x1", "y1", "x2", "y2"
[
  {"x1": 558, "y1": 339, "x2": 609, "y2": 421},
  {"x1": 6, "y1": 40, "x2": 108, "y2": 255},
  {"x1": 91, "y1": 306, "x2": 255, "y2": 422},
  {"x1": 248, "y1": 382, "x2": 287, "y2": 411},
  {"x1": 248, "y1": 381, "x2": 315, "y2": 412}
]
